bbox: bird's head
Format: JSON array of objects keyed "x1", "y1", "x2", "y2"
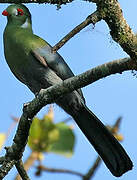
[{"x1": 2, "y1": 4, "x2": 32, "y2": 27}]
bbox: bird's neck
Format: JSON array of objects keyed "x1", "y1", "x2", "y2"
[{"x1": 20, "y1": 18, "x2": 32, "y2": 29}]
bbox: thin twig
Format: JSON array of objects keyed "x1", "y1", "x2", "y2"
[
  {"x1": 37, "y1": 165, "x2": 84, "y2": 177},
  {"x1": 83, "y1": 156, "x2": 101, "y2": 180},
  {"x1": 52, "y1": 10, "x2": 101, "y2": 52},
  {"x1": 60, "y1": 117, "x2": 73, "y2": 123}
]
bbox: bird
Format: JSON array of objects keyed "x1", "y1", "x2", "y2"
[{"x1": 2, "y1": 4, "x2": 133, "y2": 177}]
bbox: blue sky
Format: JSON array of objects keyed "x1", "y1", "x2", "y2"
[{"x1": 0, "y1": 1, "x2": 137, "y2": 179}]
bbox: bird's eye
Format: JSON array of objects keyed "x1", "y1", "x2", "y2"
[{"x1": 17, "y1": 8, "x2": 24, "y2": 16}]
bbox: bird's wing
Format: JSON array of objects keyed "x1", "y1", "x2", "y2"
[
  {"x1": 31, "y1": 44, "x2": 85, "y2": 101},
  {"x1": 31, "y1": 44, "x2": 74, "y2": 80}
]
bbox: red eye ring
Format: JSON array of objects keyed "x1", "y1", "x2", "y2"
[{"x1": 17, "y1": 8, "x2": 24, "y2": 16}]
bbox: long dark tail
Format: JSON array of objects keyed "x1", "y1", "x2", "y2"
[{"x1": 73, "y1": 105, "x2": 133, "y2": 177}]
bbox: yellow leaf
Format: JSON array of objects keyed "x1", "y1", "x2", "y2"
[
  {"x1": 37, "y1": 152, "x2": 44, "y2": 161},
  {"x1": 114, "y1": 134, "x2": 124, "y2": 141},
  {"x1": 44, "y1": 105, "x2": 54, "y2": 121},
  {"x1": 0, "y1": 133, "x2": 6, "y2": 149}
]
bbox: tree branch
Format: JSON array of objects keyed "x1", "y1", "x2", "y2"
[
  {"x1": 0, "y1": 0, "x2": 73, "y2": 5},
  {"x1": 83, "y1": 156, "x2": 101, "y2": 180},
  {"x1": 15, "y1": 160, "x2": 30, "y2": 180},
  {"x1": 95, "y1": 0, "x2": 137, "y2": 64},
  {"x1": 37, "y1": 165, "x2": 83, "y2": 177},
  {"x1": 0, "y1": 157, "x2": 5, "y2": 164},
  {"x1": 52, "y1": 10, "x2": 102, "y2": 52},
  {"x1": 0, "y1": 158, "x2": 15, "y2": 179},
  {"x1": 15, "y1": 151, "x2": 39, "y2": 180}
]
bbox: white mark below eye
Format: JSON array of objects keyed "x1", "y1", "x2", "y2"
[{"x1": 21, "y1": 18, "x2": 29, "y2": 28}]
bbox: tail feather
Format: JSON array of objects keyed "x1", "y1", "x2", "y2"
[{"x1": 73, "y1": 105, "x2": 133, "y2": 177}]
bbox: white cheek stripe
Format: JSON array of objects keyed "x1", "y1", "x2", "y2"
[{"x1": 21, "y1": 18, "x2": 29, "y2": 28}]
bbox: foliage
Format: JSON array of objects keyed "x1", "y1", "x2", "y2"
[{"x1": 28, "y1": 109, "x2": 75, "y2": 157}]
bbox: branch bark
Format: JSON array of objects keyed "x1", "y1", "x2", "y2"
[
  {"x1": 96, "y1": 0, "x2": 137, "y2": 64},
  {"x1": 15, "y1": 151, "x2": 40, "y2": 180},
  {"x1": 15, "y1": 160, "x2": 30, "y2": 180},
  {"x1": 0, "y1": 0, "x2": 72, "y2": 5}
]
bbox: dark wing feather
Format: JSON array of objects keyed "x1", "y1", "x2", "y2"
[{"x1": 31, "y1": 44, "x2": 85, "y2": 101}]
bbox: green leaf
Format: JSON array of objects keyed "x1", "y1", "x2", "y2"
[
  {"x1": 28, "y1": 117, "x2": 42, "y2": 152},
  {"x1": 28, "y1": 115, "x2": 75, "y2": 157},
  {"x1": 28, "y1": 116, "x2": 58, "y2": 152},
  {"x1": 48, "y1": 122, "x2": 75, "y2": 157}
]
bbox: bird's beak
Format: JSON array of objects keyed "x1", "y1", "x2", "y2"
[{"x1": 2, "y1": 10, "x2": 9, "y2": 16}]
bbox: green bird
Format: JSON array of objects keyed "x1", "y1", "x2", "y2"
[{"x1": 2, "y1": 4, "x2": 133, "y2": 177}]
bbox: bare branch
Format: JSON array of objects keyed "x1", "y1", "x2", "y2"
[
  {"x1": 83, "y1": 156, "x2": 101, "y2": 180},
  {"x1": 36, "y1": 165, "x2": 83, "y2": 177},
  {"x1": 0, "y1": 157, "x2": 5, "y2": 164},
  {"x1": 15, "y1": 152, "x2": 39, "y2": 180},
  {"x1": 0, "y1": 159, "x2": 15, "y2": 179},
  {"x1": 15, "y1": 160, "x2": 30, "y2": 180},
  {"x1": 52, "y1": 10, "x2": 102, "y2": 52}
]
